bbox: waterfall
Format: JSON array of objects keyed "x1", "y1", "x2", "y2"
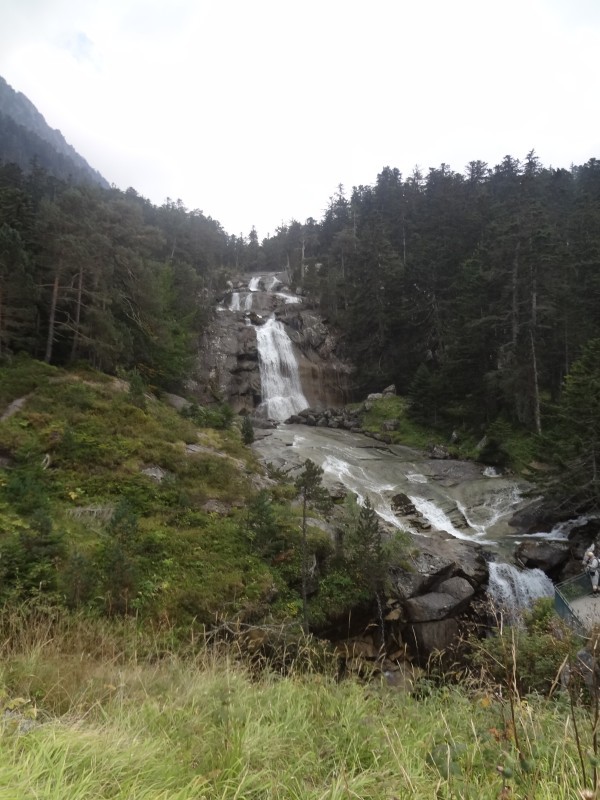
[
  {"x1": 248, "y1": 276, "x2": 261, "y2": 292},
  {"x1": 230, "y1": 292, "x2": 241, "y2": 311},
  {"x1": 409, "y1": 496, "x2": 473, "y2": 540},
  {"x1": 487, "y1": 562, "x2": 554, "y2": 623},
  {"x1": 256, "y1": 315, "x2": 309, "y2": 421}
]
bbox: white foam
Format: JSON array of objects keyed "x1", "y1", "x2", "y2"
[
  {"x1": 407, "y1": 473, "x2": 427, "y2": 484},
  {"x1": 488, "y1": 562, "x2": 554, "y2": 623}
]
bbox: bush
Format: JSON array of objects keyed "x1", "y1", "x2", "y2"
[
  {"x1": 241, "y1": 414, "x2": 254, "y2": 445},
  {"x1": 182, "y1": 402, "x2": 234, "y2": 430},
  {"x1": 468, "y1": 598, "x2": 579, "y2": 695}
]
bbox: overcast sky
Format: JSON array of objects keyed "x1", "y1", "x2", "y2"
[{"x1": 1, "y1": 0, "x2": 599, "y2": 238}]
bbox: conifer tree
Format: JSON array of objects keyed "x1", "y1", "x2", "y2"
[
  {"x1": 552, "y1": 338, "x2": 600, "y2": 510},
  {"x1": 294, "y1": 460, "x2": 331, "y2": 633}
]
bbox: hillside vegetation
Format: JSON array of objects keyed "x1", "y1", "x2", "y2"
[
  {"x1": 1, "y1": 356, "x2": 597, "y2": 798},
  {"x1": 0, "y1": 357, "x2": 379, "y2": 630},
  {"x1": 0, "y1": 356, "x2": 277, "y2": 622}
]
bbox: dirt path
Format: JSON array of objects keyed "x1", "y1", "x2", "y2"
[{"x1": 0, "y1": 395, "x2": 29, "y2": 422}]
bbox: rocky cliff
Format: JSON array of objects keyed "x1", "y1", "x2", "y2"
[{"x1": 192, "y1": 273, "x2": 353, "y2": 414}]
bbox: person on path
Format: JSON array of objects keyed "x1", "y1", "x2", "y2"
[{"x1": 583, "y1": 544, "x2": 600, "y2": 595}]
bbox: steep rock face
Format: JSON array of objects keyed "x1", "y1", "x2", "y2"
[
  {"x1": 193, "y1": 310, "x2": 261, "y2": 412},
  {"x1": 278, "y1": 305, "x2": 352, "y2": 410},
  {"x1": 192, "y1": 274, "x2": 352, "y2": 413}
]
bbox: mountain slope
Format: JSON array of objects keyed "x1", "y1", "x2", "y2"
[{"x1": 0, "y1": 75, "x2": 109, "y2": 188}]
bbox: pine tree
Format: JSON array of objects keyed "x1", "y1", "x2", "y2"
[
  {"x1": 551, "y1": 338, "x2": 600, "y2": 510},
  {"x1": 294, "y1": 460, "x2": 331, "y2": 633},
  {"x1": 241, "y1": 415, "x2": 254, "y2": 445}
]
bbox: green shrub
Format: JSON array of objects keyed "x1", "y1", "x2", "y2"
[
  {"x1": 241, "y1": 414, "x2": 255, "y2": 445},
  {"x1": 182, "y1": 402, "x2": 234, "y2": 430},
  {"x1": 468, "y1": 598, "x2": 579, "y2": 695}
]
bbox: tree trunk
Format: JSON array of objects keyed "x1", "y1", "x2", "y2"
[
  {"x1": 44, "y1": 270, "x2": 60, "y2": 363},
  {"x1": 511, "y1": 240, "x2": 520, "y2": 351},
  {"x1": 70, "y1": 267, "x2": 84, "y2": 362},
  {"x1": 529, "y1": 258, "x2": 541, "y2": 434},
  {"x1": 301, "y1": 493, "x2": 309, "y2": 635},
  {"x1": 530, "y1": 328, "x2": 542, "y2": 435}
]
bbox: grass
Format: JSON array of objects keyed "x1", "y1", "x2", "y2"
[
  {"x1": 0, "y1": 359, "x2": 358, "y2": 632},
  {"x1": 0, "y1": 359, "x2": 280, "y2": 624},
  {"x1": 0, "y1": 606, "x2": 596, "y2": 799},
  {"x1": 358, "y1": 396, "x2": 547, "y2": 477},
  {"x1": 360, "y1": 396, "x2": 446, "y2": 449}
]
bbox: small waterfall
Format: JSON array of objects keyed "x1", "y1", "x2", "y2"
[
  {"x1": 487, "y1": 562, "x2": 554, "y2": 622},
  {"x1": 230, "y1": 292, "x2": 241, "y2": 311},
  {"x1": 248, "y1": 276, "x2": 261, "y2": 292},
  {"x1": 409, "y1": 496, "x2": 473, "y2": 540},
  {"x1": 256, "y1": 315, "x2": 309, "y2": 421},
  {"x1": 456, "y1": 485, "x2": 523, "y2": 537}
]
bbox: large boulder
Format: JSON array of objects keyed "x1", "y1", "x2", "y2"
[
  {"x1": 436, "y1": 576, "x2": 475, "y2": 603},
  {"x1": 405, "y1": 592, "x2": 463, "y2": 622},
  {"x1": 515, "y1": 540, "x2": 570, "y2": 574},
  {"x1": 397, "y1": 534, "x2": 488, "y2": 589},
  {"x1": 406, "y1": 619, "x2": 460, "y2": 662}
]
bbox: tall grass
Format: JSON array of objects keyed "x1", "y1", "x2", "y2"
[{"x1": 0, "y1": 604, "x2": 596, "y2": 798}]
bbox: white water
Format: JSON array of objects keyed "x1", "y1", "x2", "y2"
[
  {"x1": 244, "y1": 273, "x2": 558, "y2": 615},
  {"x1": 248, "y1": 276, "x2": 261, "y2": 292},
  {"x1": 262, "y1": 425, "x2": 530, "y2": 546},
  {"x1": 322, "y1": 453, "x2": 402, "y2": 528},
  {"x1": 487, "y1": 562, "x2": 554, "y2": 622},
  {"x1": 455, "y1": 485, "x2": 523, "y2": 538},
  {"x1": 230, "y1": 292, "x2": 241, "y2": 311},
  {"x1": 275, "y1": 291, "x2": 301, "y2": 304},
  {"x1": 256, "y1": 316, "x2": 309, "y2": 421},
  {"x1": 409, "y1": 496, "x2": 474, "y2": 540},
  {"x1": 520, "y1": 514, "x2": 596, "y2": 542}
]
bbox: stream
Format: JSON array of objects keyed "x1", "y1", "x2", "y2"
[{"x1": 237, "y1": 273, "x2": 557, "y2": 611}]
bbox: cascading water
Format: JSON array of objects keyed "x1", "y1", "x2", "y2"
[
  {"x1": 230, "y1": 292, "x2": 241, "y2": 311},
  {"x1": 243, "y1": 272, "x2": 557, "y2": 617},
  {"x1": 487, "y1": 562, "x2": 554, "y2": 623},
  {"x1": 254, "y1": 424, "x2": 558, "y2": 614},
  {"x1": 256, "y1": 315, "x2": 309, "y2": 421},
  {"x1": 248, "y1": 276, "x2": 261, "y2": 292}
]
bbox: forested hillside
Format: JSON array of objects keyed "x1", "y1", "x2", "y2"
[
  {"x1": 0, "y1": 76, "x2": 109, "y2": 189},
  {"x1": 260, "y1": 153, "x2": 600, "y2": 435},
  {"x1": 0, "y1": 163, "x2": 249, "y2": 388},
  {"x1": 2, "y1": 149, "x2": 600, "y2": 511}
]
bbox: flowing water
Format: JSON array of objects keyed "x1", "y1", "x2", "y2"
[
  {"x1": 253, "y1": 425, "x2": 528, "y2": 548},
  {"x1": 236, "y1": 273, "x2": 556, "y2": 612},
  {"x1": 255, "y1": 317, "x2": 309, "y2": 421},
  {"x1": 487, "y1": 562, "x2": 554, "y2": 622}
]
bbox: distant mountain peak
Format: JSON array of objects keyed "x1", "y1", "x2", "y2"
[{"x1": 0, "y1": 74, "x2": 109, "y2": 189}]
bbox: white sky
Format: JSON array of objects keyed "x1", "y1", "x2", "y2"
[{"x1": 1, "y1": 0, "x2": 599, "y2": 239}]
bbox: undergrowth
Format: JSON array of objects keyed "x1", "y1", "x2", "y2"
[{"x1": 0, "y1": 604, "x2": 597, "y2": 799}]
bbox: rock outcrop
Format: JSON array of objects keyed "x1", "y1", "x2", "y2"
[
  {"x1": 325, "y1": 530, "x2": 490, "y2": 668},
  {"x1": 391, "y1": 536, "x2": 488, "y2": 664},
  {"x1": 192, "y1": 273, "x2": 352, "y2": 414}
]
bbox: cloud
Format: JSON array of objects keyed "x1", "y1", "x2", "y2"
[
  {"x1": 1, "y1": 0, "x2": 599, "y2": 236},
  {"x1": 60, "y1": 31, "x2": 99, "y2": 67}
]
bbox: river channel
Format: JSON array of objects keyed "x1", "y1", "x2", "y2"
[{"x1": 252, "y1": 423, "x2": 541, "y2": 558}]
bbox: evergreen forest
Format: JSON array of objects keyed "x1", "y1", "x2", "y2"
[
  {"x1": 3, "y1": 151, "x2": 600, "y2": 511},
  {"x1": 3, "y1": 130, "x2": 600, "y2": 797}
]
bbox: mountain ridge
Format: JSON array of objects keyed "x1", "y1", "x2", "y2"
[{"x1": 0, "y1": 74, "x2": 109, "y2": 188}]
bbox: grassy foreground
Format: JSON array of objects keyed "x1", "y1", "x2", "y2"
[{"x1": 0, "y1": 608, "x2": 594, "y2": 800}]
